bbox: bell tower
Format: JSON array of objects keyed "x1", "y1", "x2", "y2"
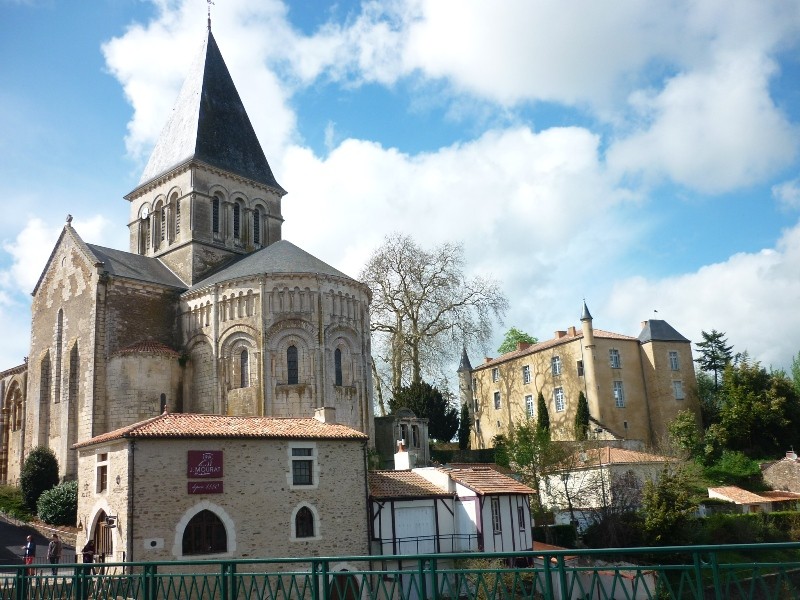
[{"x1": 124, "y1": 29, "x2": 286, "y2": 285}]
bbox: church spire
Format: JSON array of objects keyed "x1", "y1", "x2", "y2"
[{"x1": 134, "y1": 29, "x2": 284, "y2": 194}]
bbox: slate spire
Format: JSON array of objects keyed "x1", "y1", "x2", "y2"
[{"x1": 137, "y1": 30, "x2": 284, "y2": 193}]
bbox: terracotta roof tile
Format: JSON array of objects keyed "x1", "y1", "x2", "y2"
[
  {"x1": 475, "y1": 329, "x2": 637, "y2": 370},
  {"x1": 447, "y1": 462, "x2": 514, "y2": 475},
  {"x1": 74, "y1": 413, "x2": 368, "y2": 448},
  {"x1": 556, "y1": 447, "x2": 673, "y2": 470},
  {"x1": 441, "y1": 467, "x2": 536, "y2": 496},
  {"x1": 368, "y1": 471, "x2": 452, "y2": 499},
  {"x1": 112, "y1": 340, "x2": 180, "y2": 358},
  {"x1": 709, "y1": 486, "x2": 800, "y2": 504}
]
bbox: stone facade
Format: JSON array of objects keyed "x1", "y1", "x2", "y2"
[
  {"x1": 75, "y1": 412, "x2": 369, "y2": 563},
  {"x1": 460, "y1": 307, "x2": 701, "y2": 448},
  {"x1": 0, "y1": 28, "x2": 374, "y2": 498}
]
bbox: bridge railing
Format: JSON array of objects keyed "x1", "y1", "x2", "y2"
[{"x1": 0, "y1": 541, "x2": 799, "y2": 600}]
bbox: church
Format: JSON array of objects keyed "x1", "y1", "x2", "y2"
[{"x1": 0, "y1": 26, "x2": 375, "y2": 485}]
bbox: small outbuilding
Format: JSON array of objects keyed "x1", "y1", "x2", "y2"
[{"x1": 75, "y1": 409, "x2": 369, "y2": 564}]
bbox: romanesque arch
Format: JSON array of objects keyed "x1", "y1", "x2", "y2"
[{"x1": 186, "y1": 335, "x2": 215, "y2": 414}]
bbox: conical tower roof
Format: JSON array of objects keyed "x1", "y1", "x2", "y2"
[{"x1": 137, "y1": 30, "x2": 284, "y2": 193}]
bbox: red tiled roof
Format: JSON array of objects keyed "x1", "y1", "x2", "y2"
[
  {"x1": 368, "y1": 471, "x2": 452, "y2": 499},
  {"x1": 74, "y1": 413, "x2": 368, "y2": 448},
  {"x1": 709, "y1": 486, "x2": 800, "y2": 504},
  {"x1": 442, "y1": 467, "x2": 536, "y2": 496},
  {"x1": 475, "y1": 328, "x2": 637, "y2": 370},
  {"x1": 112, "y1": 340, "x2": 180, "y2": 358},
  {"x1": 447, "y1": 462, "x2": 514, "y2": 475},
  {"x1": 555, "y1": 447, "x2": 673, "y2": 470}
]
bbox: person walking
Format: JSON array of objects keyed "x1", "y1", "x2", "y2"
[
  {"x1": 21, "y1": 535, "x2": 35, "y2": 575},
  {"x1": 47, "y1": 534, "x2": 62, "y2": 576}
]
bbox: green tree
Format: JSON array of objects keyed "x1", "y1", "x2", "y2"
[
  {"x1": 704, "y1": 450, "x2": 763, "y2": 487},
  {"x1": 574, "y1": 392, "x2": 589, "y2": 441},
  {"x1": 390, "y1": 381, "x2": 459, "y2": 442},
  {"x1": 536, "y1": 392, "x2": 550, "y2": 436},
  {"x1": 791, "y1": 351, "x2": 800, "y2": 399},
  {"x1": 493, "y1": 435, "x2": 509, "y2": 467},
  {"x1": 717, "y1": 359, "x2": 800, "y2": 456},
  {"x1": 695, "y1": 329, "x2": 734, "y2": 389},
  {"x1": 642, "y1": 466, "x2": 695, "y2": 545},
  {"x1": 36, "y1": 480, "x2": 77, "y2": 526},
  {"x1": 458, "y1": 403, "x2": 471, "y2": 450},
  {"x1": 668, "y1": 409, "x2": 703, "y2": 460},
  {"x1": 503, "y1": 418, "x2": 565, "y2": 507},
  {"x1": 497, "y1": 327, "x2": 538, "y2": 354},
  {"x1": 696, "y1": 371, "x2": 719, "y2": 428},
  {"x1": 20, "y1": 446, "x2": 59, "y2": 513}
]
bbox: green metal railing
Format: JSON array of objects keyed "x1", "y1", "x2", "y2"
[{"x1": 1, "y1": 542, "x2": 799, "y2": 600}]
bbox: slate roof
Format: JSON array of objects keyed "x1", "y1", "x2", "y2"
[
  {"x1": 187, "y1": 240, "x2": 354, "y2": 292},
  {"x1": 136, "y1": 30, "x2": 284, "y2": 193},
  {"x1": 87, "y1": 244, "x2": 186, "y2": 289},
  {"x1": 457, "y1": 347, "x2": 472, "y2": 372},
  {"x1": 443, "y1": 467, "x2": 536, "y2": 496},
  {"x1": 368, "y1": 471, "x2": 453, "y2": 499},
  {"x1": 476, "y1": 329, "x2": 637, "y2": 370},
  {"x1": 74, "y1": 413, "x2": 367, "y2": 448},
  {"x1": 638, "y1": 319, "x2": 690, "y2": 343}
]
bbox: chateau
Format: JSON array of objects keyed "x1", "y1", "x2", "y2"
[
  {"x1": 458, "y1": 303, "x2": 701, "y2": 448},
  {"x1": 0, "y1": 27, "x2": 374, "y2": 485}
]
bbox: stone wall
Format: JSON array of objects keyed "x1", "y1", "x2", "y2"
[{"x1": 79, "y1": 436, "x2": 369, "y2": 562}]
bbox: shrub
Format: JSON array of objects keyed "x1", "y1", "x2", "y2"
[
  {"x1": 0, "y1": 485, "x2": 32, "y2": 522},
  {"x1": 37, "y1": 480, "x2": 77, "y2": 526},
  {"x1": 20, "y1": 447, "x2": 59, "y2": 512},
  {"x1": 704, "y1": 450, "x2": 763, "y2": 487}
]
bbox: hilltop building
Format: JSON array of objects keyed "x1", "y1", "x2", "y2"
[
  {"x1": 0, "y1": 28, "x2": 374, "y2": 494},
  {"x1": 458, "y1": 303, "x2": 701, "y2": 447}
]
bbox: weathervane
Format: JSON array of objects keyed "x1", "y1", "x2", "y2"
[{"x1": 207, "y1": 0, "x2": 215, "y2": 31}]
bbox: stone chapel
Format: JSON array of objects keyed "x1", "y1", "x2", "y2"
[{"x1": 0, "y1": 28, "x2": 374, "y2": 483}]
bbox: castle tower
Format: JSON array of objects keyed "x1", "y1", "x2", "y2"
[
  {"x1": 124, "y1": 29, "x2": 286, "y2": 285},
  {"x1": 457, "y1": 346, "x2": 473, "y2": 413},
  {"x1": 580, "y1": 301, "x2": 600, "y2": 420}
]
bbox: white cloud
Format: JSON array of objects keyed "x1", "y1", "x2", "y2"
[
  {"x1": 773, "y1": 178, "x2": 800, "y2": 211},
  {"x1": 605, "y1": 220, "x2": 800, "y2": 371},
  {"x1": 607, "y1": 51, "x2": 799, "y2": 193}
]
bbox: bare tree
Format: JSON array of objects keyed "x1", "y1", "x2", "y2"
[{"x1": 361, "y1": 234, "x2": 507, "y2": 413}]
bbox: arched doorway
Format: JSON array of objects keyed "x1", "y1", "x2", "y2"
[
  {"x1": 93, "y1": 510, "x2": 113, "y2": 562},
  {"x1": 329, "y1": 571, "x2": 358, "y2": 600}
]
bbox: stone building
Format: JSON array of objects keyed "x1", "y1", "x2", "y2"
[
  {"x1": 0, "y1": 28, "x2": 374, "y2": 486},
  {"x1": 459, "y1": 303, "x2": 701, "y2": 448},
  {"x1": 75, "y1": 410, "x2": 370, "y2": 562}
]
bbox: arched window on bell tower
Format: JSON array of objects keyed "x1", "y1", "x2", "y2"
[
  {"x1": 240, "y1": 350, "x2": 249, "y2": 388},
  {"x1": 287, "y1": 346, "x2": 298, "y2": 385},
  {"x1": 212, "y1": 196, "x2": 220, "y2": 236},
  {"x1": 233, "y1": 203, "x2": 241, "y2": 240},
  {"x1": 253, "y1": 208, "x2": 262, "y2": 246}
]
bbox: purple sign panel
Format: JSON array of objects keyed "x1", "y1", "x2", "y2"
[
  {"x1": 188, "y1": 481, "x2": 223, "y2": 495},
  {"x1": 187, "y1": 451, "x2": 223, "y2": 478}
]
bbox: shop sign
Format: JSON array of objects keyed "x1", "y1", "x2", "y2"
[
  {"x1": 187, "y1": 450, "x2": 223, "y2": 478},
  {"x1": 188, "y1": 481, "x2": 223, "y2": 494}
]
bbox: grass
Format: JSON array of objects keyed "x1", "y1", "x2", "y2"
[{"x1": 0, "y1": 485, "x2": 33, "y2": 522}]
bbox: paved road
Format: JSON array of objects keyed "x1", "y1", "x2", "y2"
[{"x1": 0, "y1": 519, "x2": 76, "y2": 570}]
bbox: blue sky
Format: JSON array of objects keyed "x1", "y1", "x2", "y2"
[{"x1": 2, "y1": 0, "x2": 800, "y2": 375}]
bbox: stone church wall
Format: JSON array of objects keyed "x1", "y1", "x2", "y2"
[
  {"x1": 103, "y1": 280, "x2": 178, "y2": 356},
  {"x1": 106, "y1": 353, "x2": 182, "y2": 431}
]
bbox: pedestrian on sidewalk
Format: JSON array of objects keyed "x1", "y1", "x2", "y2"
[
  {"x1": 21, "y1": 535, "x2": 35, "y2": 575},
  {"x1": 47, "y1": 534, "x2": 62, "y2": 576}
]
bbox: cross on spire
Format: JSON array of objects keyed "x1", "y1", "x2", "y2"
[{"x1": 207, "y1": 0, "x2": 215, "y2": 31}]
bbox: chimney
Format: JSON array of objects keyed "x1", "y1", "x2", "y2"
[
  {"x1": 567, "y1": 326, "x2": 577, "y2": 336},
  {"x1": 395, "y1": 439, "x2": 414, "y2": 470},
  {"x1": 314, "y1": 407, "x2": 336, "y2": 423},
  {"x1": 484, "y1": 357, "x2": 493, "y2": 363},
  {"x1": 787, "y1": 449, "x2": 798, "y2": 461},
  {"x1": 555, "y1": 330, "x2": 567, "y2": 339},
  {"x1": 516, "y1": 342, "x2": 531, "y2": 351}
]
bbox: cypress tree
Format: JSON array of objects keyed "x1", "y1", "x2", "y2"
[
  {"x1": 574, "y1": 391, "x2": 590, "y2": 440},
  {"x1": 536, "y1": 392, "x2": 550, "y2": 437}
]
